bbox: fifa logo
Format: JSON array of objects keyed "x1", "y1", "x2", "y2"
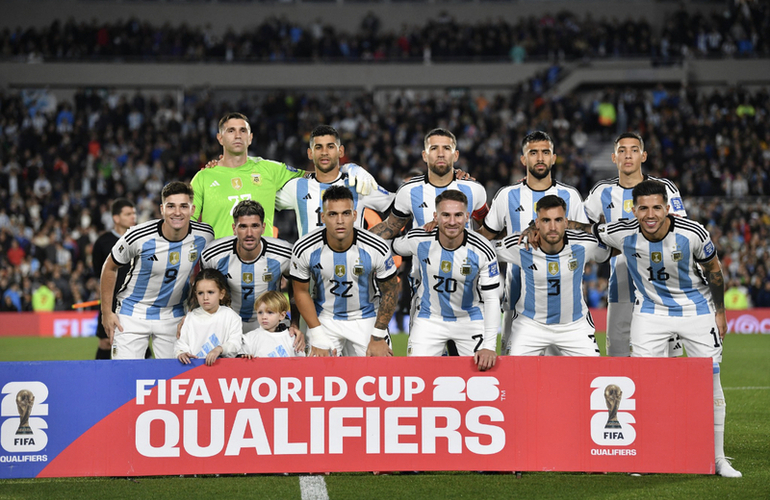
[
  {"x1": 1, "y1": 382, "x2": 49, "y2": 452},
  {"x1": 589, "y1": 377, "x2": 636, "y2": 446}
]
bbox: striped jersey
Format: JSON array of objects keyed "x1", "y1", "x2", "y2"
[
  {"x1": 391, "y1": 175, "x2": 489, "y2": 227},
  {"x1": 276, "y1": 172, "x2": 394, "y2": 237},
  {"x1": 483, "y1": 179, "x2": 588, "y2": 311},
  {"x1": 584, "y1": 175, "x2": 686, "y2": 304},
  {"x1": 200, "y1": 236, "x2": 292, "y2": 331},
  {"x1": 290, "y1": 228, "x2": 397, "y2": 320},
  {"x1": 595, "y1": 216, "x2": 716, "y2": 317},
  {"x1": 112, "y1": 219, "x2": 215, "y2": 320},
  {"x1": 495, "y1": 230, "x2": 610, "y2": 324},
  {"x1": 392, "y1": 229, "x2": 500, "y2": 322}
]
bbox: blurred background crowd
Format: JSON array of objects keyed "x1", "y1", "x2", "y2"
[{"x1": 1, "y1": 0, "x2": 768, "y2": 315}]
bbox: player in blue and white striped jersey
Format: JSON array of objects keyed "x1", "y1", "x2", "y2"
[
  {"x1": 392, "y1": 190, "x2": 500, "y2": 370},
  {"x1": 276, "y1": 125, "x2": 394, "y2": 237},
  {"x1": 588, "y1": 180, "x2": 741, "y2": 478},
  {"x1": 479, "y1": 131, "x2": 587, "y2": 352},
  {"x1": 370, "y1": 128, "x2": 489, "y2": 240},
  {"x1": 584, "y1": 132, "x2": 687, "y2": 357},
  {"x1": 100, "y1": 182, "x2": 215, "y2": 359},
  {"x1": 291, "y1": 185, "x2": 399, "y2": 357},
  {"x1": 200, "y1": 200, "x2": 296, "y2": 337},
  {"x1": 495, "y1": 195, "x2": 608, "y2": 356}
]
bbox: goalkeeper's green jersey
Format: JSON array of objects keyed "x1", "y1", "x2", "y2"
[{"x1": 191, "y1": 157, "x2": 305, "y2": 239}]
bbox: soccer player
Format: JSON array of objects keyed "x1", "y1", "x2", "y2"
[
  {"x1": 479, "y1": 130, "x2": 587, "y2": 351},
  {"x1": 369, "y1": 128, "x2": 489, "y2": 239},
  {"x1": 92, "y1": 198, "x2": 136, "y2": 360},
  {"x1": 494, "y1": 195, "x2": 609, "y2": 356},
  {"x1": 192, "y1": 113, "x2": 377, "y2": 239},
  {"x1": 276, "y1": 124, "x2": 394, "y2": 237},
  {"x1": 100, "y1": 182, "x2": 215, "y2": 359},
  {"x1": 291, "y1": 185, "x2": 399, "y2": 357},
  {"x1": 200, "y1": 200, "x2": 299, "y2": 341},
  {"x1": 584, "y1": 180, "x2": 741, "y2": 478},
  {"x1": 584, "y1": 132, "x2": 686, "y2": 357},
  {"x1": 392, "y1": 190, "x2": 500, "y2": 370}
]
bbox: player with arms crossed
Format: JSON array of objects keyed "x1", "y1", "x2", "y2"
[
  {"x1": 392, "y1": 190, "x2": 500, "y2": 370},
  {"x1": 276, "y1": 124, "x2": 394, "y2": 236},
  {"x1": 100, "y1": 182, "x2": 215, "y2": 359},
  {"x1": 480, "y1": 131, "x2": 587, "y2": 352},
  {"x1": 495, "y1": 195, "x2": 608, "y2": 356},
  {"x1": 192, "y1": 113, "x2": 377, "y2": 239},
  {"x1": 579, "y1": 180, "x2": 741, "y2": 478},
  {"x1": 584, "y1": 132, "x2": 686, "y2": 357},
  {"x1": 200, "y1": 201, "x2": 302, "y2": 352},
  {"x1": 291, "y1": 186, "x2": 399, "y2": 357}
]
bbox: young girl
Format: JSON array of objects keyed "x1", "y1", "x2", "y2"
[
  {"x1": 175, "y1": 268, "x2": 243, "y2": 366},
  {"x1": 242, "y1": 291, "x2": 305, "y2": 358}
]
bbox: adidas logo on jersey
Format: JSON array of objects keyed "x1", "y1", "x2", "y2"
[
  {"x1": 421, "y1": 257, "x2": 431, "y2": 265},
  {"x1": 514, "y1": 205, "x2": 525, "y2": 212},
  {"x1": 631, "y1": 252, "x2": 642, "y2": 258},
  {"x1": 147, "y1": 255, "x2": 159, "y2": 261},
  {"x1": 209, "y1": 181, "x2": 220, "y2": 187},
  {"x1": 606, "y1": 202, "x2": 615, "y2": 209},
  {"x1": 313, "y1": 263, "x2": 323, "y2": 270},
  {"x1": 419, "y1": 202, "x2": 428, "y2": 208},
  {"x1": 528, "y1": 263, "x2": 537, "y2": 270},
  {"x1": 226, "y1": 273, "x2": 232, "y2": 279},
  {"x1": 302, "y1": 193, "x2": 312, "y2": 200}
]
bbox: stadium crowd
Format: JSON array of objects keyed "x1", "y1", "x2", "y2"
[
  {"x1": 1, "y1": 81, "x2": 769, "y2": 312},
  {"x1": 2, "y1": 0, "x2": 767, "y2": 63}
]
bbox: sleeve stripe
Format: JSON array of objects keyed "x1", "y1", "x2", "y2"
[
  {"x1": 201, "y1": 240, "x2": 235, "y2": 260},
  {"x1": 191, "y1": 221, "x2": 215, "y2": 237},
  {"x1": 124, "y1": 222, "x2": 160, "y2": 245},
  {"x1": 466, "y1": 232, "x2": 497, "y2": 261},
  {"x1": 292, "y1": 231, "x2": 324, "y2": 258},
  {"x1": 675, "y1": 219, "x2": 709, "y2": 241},
  {"x1": 358, "y1": 230, "x2": 390, "y2": 255},
  {"x1": 588, "y1": 177, "x2": 619, "y2": 195}
]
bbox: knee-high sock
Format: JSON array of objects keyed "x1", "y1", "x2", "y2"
[{"x1": 713, "y1": 363, "x2": 726, "y2": 460}]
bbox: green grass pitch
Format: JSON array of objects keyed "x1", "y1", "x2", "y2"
[{"x1": 0, "y1": 333, "x2": 768, "y2": 499}]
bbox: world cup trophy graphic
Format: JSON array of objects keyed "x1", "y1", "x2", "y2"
[
  {"x1": 15, "y1": 389, "x2": 35, "y2": 435},
  {"x1": 604, "y1": 384, "x2": 622, "y2": 429}
]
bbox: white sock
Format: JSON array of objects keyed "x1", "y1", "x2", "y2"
[{"x1": 713, "y1": 363, "x2": 726, "y2": 461}]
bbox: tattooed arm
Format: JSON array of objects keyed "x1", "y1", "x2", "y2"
[
  {"x1": 367, "y1": 274, "x2": 399, "y2": 356},
  {"x1": 369, "y1": 213, "x2": 411, "y2": 240},
  {"x1": 701, "y1": 255, "x2": 727, "y2": 340}
]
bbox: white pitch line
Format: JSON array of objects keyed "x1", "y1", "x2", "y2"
[
  {"x1": 723, "y1": 386, "x2": 770, "y2": 390},
  {"x1": 300, "y1": 475, "x2": 329, "y2": 500}
]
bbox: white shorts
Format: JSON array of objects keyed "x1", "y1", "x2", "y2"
[
  {"x1": 629, "y1": 311, "x2": 722, "y2": 362},
  {"x1": 506, "y1": 314, "x2": 600, "y2": 357},
  {"x1": 312, "y1": 316, "x2": 387, "y2": 357},
  {"x1": 607, "y1": 301, "x2": 683, "y2": 357},
  {"x1": 112, "y1": 315, "x2": 180, "y2": 359},
  {"x1": 408, "y1": 316, "x2": 486, "y2": 357}
]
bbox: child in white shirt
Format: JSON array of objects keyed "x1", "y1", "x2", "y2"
[
  {"x1": 242, "y1": 291, "x2": 305, "y2": 358},
  {"x1": 175, "y1": 268, "x2": 243, "y2": 366}
]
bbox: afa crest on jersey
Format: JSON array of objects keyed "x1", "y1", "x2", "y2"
[
  {"x1": 672, "y1": 245, "x2": 683, "y2": 262},
  {"x1": 169, "y1": 252, "x2": 180, "y2": 265},
  {"x1": 461, "y1": 263, "x2": 472, "y2": 276},
  {"x1": 188, "y1": 249, "x2": 198, "y2": 262},
  {"x1": 231, "y1": 178, "x2": 243, "y2": 190},
  {"x1": 335, "y1": 265, "x2": 346, "y2": 277},
  {"x1": 651, "y1": 252, "x2": 663, "y2": 263},
  {"x1": 353, "y1": 264, "x2": 364, "y2": 276},
  {"x1": 262, "y1": 272, "x2": 273, "y2": 282},
  {"x1": 548, "y1": 262, "x2": 560, "y2": 275},
  {"x1": 568, "y1": 258, "x2": 579, "y2": 271},
  {"x1": 251, "y1": 173, "x2": 262, "y2": 186},
  {"x1": 242, "y1": 272, "x2": 254, "y2": 284}
]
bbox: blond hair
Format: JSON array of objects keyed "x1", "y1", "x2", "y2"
[{"x1": 254, "y1": 290, "x2": 290, "y2": 314}]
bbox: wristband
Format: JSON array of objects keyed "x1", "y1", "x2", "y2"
[
  {"x1": 307, "y1": 325, "x2": 332, "y2": 349},
  {"x1": 371, "y1": 327, "x2": 388, "y2": 340}
]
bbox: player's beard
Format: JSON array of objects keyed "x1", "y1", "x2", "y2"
[
  {"x1": 429, "y1": 161, "x2": 453, "y2": 178},
  {"x1": 314, "y1": 157, "x2": 339, "y2": 175},
  {"x1": 528, "y1": 163, "x2": 552, "y2": 180}
]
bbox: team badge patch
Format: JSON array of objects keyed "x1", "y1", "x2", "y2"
[
  {"x1": 461, "y1": 264, "x2": 472, "y2": 276},
  {"x1": 188, "y1": 249, "x2": 198, "y2": 262},
  {"x1": 262, "y1": 272, "x2": 273, "y2": 282},
  {"x1": 251, "y1": 173, "x2": 261, "y2": 185},
  {"x1": 548, "y1": 262, "x2": 559, "y2": 275},
  {"x1": 651, "y1": 252, "x2": 662, "y2": 263},
  {"x1": 118, "y1": 244, "x2": 125, "y2": 253},
  {"x1": 488, "y1": 262, "x2": 499, "y2": 277},
  {"x1": 441, "y1": 261, "x2": 452, "y2": 273},
  {"x1": 242, "y1": 272, "x2": 254, "y2": 284},
  {"x1": 231, "y1": 178, "x2": 243, "y2": 190},
  {"x1": 704, "y1": 241, "x2": 715, "y2": 257},
  {"x1": 353, "y1": 265, "x2": 364, "y2": 276},
  {"x1": 169, "y1": 252, "x2": 180, "y2": 265},
  {"x1": 335, "y1": 265, "x2": 346, "y2": 277},
  {"x1": 623, "y1": 199, "x2": 634, "y2": 213},
  {"x1": 670, "y1": 197, "x2": 684, "y2": 211},
  {"x1": 568, "y1": 258, "x2": 578, "y2": 271},
  {"x1": 384, "y1": 256, "x2": 395, "y2": 270}
]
